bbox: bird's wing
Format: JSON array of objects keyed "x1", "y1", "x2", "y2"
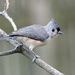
[{"x1": 9, "y1": 25, "x2": 49, "y2": 41}]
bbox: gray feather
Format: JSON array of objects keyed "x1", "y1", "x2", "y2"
[
  {"x1": 0, "y1": 36, "x2": 14, "y2": 40},
  {"x1": 9, "y1": 25, "x2": 49, "y2": 41}
]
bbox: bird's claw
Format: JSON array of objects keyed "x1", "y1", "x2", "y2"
[{"x1": 32, "y1": 55, "x2": 40, "y2": 62}]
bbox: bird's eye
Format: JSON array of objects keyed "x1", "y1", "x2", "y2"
[{"x1": 52, "y1": 29, "x2": 55, "y2": 32}]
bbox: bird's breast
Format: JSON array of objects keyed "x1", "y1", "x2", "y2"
[{"x1": 16, "y1": 37, "x2": 47, "y2": 49}]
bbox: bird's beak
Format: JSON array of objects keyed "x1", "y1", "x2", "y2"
[{"x1": 58, "y1": 31, "x2": 63, "y2": 34}]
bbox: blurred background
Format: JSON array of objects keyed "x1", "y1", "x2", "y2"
[{"x1": 0, "y1": 0, "x2": 75, "y2": 75}]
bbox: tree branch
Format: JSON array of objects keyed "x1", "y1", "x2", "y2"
[
  {"x1": 0, "y1": 0, "x2": 17, "y2": 31},
  {"x1": 35, "y1": 59, "x2": 63, "y2": 75},
  {"x1": 0, "y1": 29, "x2": 64, "y2": 75},
  {"x1": 0, "y1": 48, "x2": 18, "y2": 56},
  {"x1": 4, "y1": 0, "x2": 9, "y2": 11}
]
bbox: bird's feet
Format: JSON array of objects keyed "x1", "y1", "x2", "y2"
[
  {"x1": 32, "y1": 54, "x2": 40, "y2": 62},
  {"x1": 29, "y1": 46, "x2": 40, "y2": 62}
]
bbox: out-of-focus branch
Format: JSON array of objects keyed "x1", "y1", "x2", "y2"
[
  {"x1": 0, "y1": 0, "x2": 17, "y2": 31},
  {"x1": 0, "y1": 29, "x2": 64, "y2": 75},
  {"x1": 4, "y1": 0, "x2": 9, "y2": 11}
]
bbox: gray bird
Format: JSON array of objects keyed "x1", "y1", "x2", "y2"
[{"x1": 0, "y1": 19, "x2": 63, "y2": 62}]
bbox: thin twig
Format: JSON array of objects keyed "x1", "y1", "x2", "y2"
[
  {"x1": 0, "y1": 0, "x2": 17, "y2": 31},
  {"x1": 0, "y1": 44, "x2": 23, "y2": 56},
  {"x1": 0, "y1": 48, "x2": 18, "y2": 56},
  {"x1": 5, "y1": 0, "x2": 9, "y2": 10},
  {"x1": 4, "y1": 0, "x2": 9, "y2": 11}
]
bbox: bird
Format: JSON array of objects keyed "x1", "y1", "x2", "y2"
[{"x1": 0, "y1": 19, "x2": 63, "y2": 62}]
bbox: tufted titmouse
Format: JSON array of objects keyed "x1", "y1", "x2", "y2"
[{"x1": 0, "y1": 19, "x2": 63, "y2": 62}]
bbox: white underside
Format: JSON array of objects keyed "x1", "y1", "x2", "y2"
[{"x1": 15, "y1": 37, "x2": 51, "y2": 50}]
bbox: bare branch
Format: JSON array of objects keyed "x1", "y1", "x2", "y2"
[
  {"x1": 0, "y1": 0, "x2": 17, "y2": 31},
  {"x1": 35, "y1": 59, "x2": 64, "y2": 75},
  {"x1": 0, "y1": 29, "x2": 64, "y2": 75},
  {"x1": 2, "y1": 10, "x2": 17, "y2": 30},
  {"x1": 4, "y1": 0, "x2": 9, "y2": 11},
  {"x1": 5, "y1": 0, "x2": 9, "y2": 10},
  {"x1": 0, "y1": 48, "x2": 18, "y2": 56}
]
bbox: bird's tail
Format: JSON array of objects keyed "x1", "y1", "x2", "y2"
[{"x1": 0, "y1": 36, "x2": 13, "y2": 40}]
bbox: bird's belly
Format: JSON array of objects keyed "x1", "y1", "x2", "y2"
[{"x1": 16, "y1": 37, "x2": 47, "y2": 49}]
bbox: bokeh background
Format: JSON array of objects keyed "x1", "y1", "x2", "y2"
[{"x1": 0, "y1": 0, "x2": 75, "y2": 75}]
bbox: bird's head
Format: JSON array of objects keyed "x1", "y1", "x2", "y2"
[{"x1": 44, "y1": 19, "x2": 63, "y2": 39}]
